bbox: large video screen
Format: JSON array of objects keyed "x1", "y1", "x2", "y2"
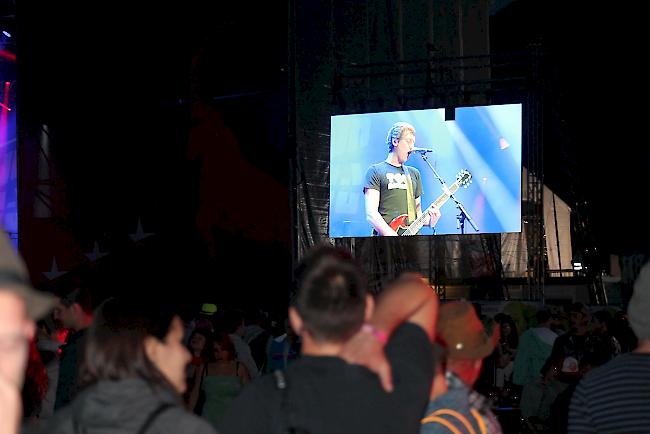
[{"x1": 329, "y1": 103, "x2": 522, "y2": 237}]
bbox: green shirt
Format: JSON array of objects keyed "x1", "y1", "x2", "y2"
[{"x1": 364, "y1": 161, "x2": 422, "y2": 226}]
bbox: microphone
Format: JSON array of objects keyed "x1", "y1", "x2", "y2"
[{"x1": 410, "y1": 147, "x2": 435, "y2": 153}]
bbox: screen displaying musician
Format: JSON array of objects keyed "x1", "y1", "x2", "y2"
[
  {"x1": 363, "y1": 122, "x2": 441, "y2": 236},
  {"x1": 328, "y1": 104, "x2": 522, "y2": 238}
]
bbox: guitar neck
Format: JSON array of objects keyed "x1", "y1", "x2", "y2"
[{"x1": 402, "y1": 181, "x2": 461, "y2": 236}]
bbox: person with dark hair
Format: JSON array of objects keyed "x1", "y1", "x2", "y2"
[
  {"x1": 221, "y1": 309, "x2": 259, "y2": 379},
  {"x1": 548, "y1": 302, "x2": 619, "y2": 388},
  {"x1": 549, "y1": 308, "x2": 567, "y2": 335},
  {"x1": 591, "y1": 309, "x2": 621, "y2": 356},
  {"x1": 183, "y1": 328, "x2": 210, "y2": 412},
  {"x1": 21, "y1": 338, "x2": 48, "y2": 424},
  {"x1": 32, "y1": 296, "x2": 216, "y2": 434},
  {"x1": 53, "y1": 287, "x2": 94, "y2": 332},
  {"x1": 611, "y1": 310, "x2": 638, "y2": 353},
  {"x1": 242, "y1": 308, "x2": 272, "y2": 373},
  {"x1": 220, "y1": 246, "x2": 438, "y2": 434},
  {"x1": 493, "y1": 313, "x2": 518, "y2": 389},
  {"x1": 265, "y1": 317, "x2": 300, "y2": 373},
  {"x1": 551, "y1": 343, "x2": 612, "y2": 434},
  {"x1": 188, "y1": 332, "x2": 250, "y2": 429},
  {"x1": 364, "y1": 122, "x2": 441, "y2": 236},
  {"x1": 187, "y1": 328, "x2": 210, "y2": 367},
  {"x1": 591, "y1": 310, "x2": 612, "y2": 334},
  {"x1": 569, "y1": 260, "x2": 650, "y2": 433},
  {"x1": 547, "y1": 302, "x2": 591, "y2": 386},
  {"x1": 53, "y1": 286, "x2": 95, "y2": 409}
]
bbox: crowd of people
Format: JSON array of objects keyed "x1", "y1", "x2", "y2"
[{"x1": 2, "y1": 227, "x2": 650, "y2": 434}]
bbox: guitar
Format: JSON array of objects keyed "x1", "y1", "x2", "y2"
[{"x1": 389, "y1": 169, "x2": 472, "y2": 236}]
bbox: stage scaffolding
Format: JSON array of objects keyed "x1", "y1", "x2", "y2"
[{"x1": 291, "y1": 60, "x2": 547, "y2": 298}]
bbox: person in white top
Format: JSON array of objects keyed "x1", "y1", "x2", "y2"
[{"x1": 224, "y1": 310, "x2": 259, "y2": 378}]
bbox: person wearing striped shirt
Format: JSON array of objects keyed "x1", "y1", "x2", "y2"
[{"x1": 569, "y1": 260, "x2": 650, "y2": 433}]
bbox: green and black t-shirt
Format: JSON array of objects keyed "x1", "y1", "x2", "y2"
[{"x1": 364, "y1": 161, "x2": 422, "y2": 226}]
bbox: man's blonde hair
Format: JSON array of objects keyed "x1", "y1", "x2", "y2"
[{"x1": 386, "y1": 122, "x2": 415, "y2": 152}]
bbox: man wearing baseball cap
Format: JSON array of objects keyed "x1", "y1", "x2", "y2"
[
  {"x1": 421, "y1": 301, "x2": 502, "y2": 434},
  {"x1": 0, "y1": 230, "x2": 56, "y2": 434}
]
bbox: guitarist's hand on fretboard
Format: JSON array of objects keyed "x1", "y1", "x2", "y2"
[{"x1": 427, "y1": 205, "x2": 442, "y2": 228}]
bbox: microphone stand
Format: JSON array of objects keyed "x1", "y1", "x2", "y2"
[{"x1": 416, "y1": 151, "x2": 479, "y2": 233}]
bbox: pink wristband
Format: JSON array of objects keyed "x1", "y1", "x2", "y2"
[{"x1": 361, "y1": 323, "x2": 388, "y2": 344}]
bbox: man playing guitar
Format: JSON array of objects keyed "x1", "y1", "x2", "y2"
[{"x1": 364, "y1": 122, "x2": 441, "y2": 236}]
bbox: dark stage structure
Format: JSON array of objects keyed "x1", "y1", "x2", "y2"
[{"x1": 5, "y1": 1, "x2": 647, "y2": 309}]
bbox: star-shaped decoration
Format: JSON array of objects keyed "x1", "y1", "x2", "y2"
[
  {"x1": 129, "y1": 218, "x2": 154, "y2": 242},
  {"x1": 84, "y1": 241, "x2": 109, "y2": 262},
  {"x1": 43, "y1": 257, "x2": 68, "y2": 280}
]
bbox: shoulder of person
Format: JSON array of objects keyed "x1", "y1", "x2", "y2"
[
  {"x1": 385, "y1": 323, "x2": 435, "y2": 369},
  {"x1": 156, "y1": 406, "x2": 218, "y2": 434},
  {"x1": 219, "y1": 374, "x2": 282, "y2": 434},
  {"x1": 366, "y1": 162, "x2": 385, "y2": 173},
  {"x1": 25, "y1": 407, "x2": 74, "y2": 434},
  {"x1": 581, "y1": 352, "x2": 632, "y2": 384},
  {"x1": 388, "y1": 321, "x2": 431, "y2": 346},
  {"x1": 554, "y1": 332, "x2": 571, "y2": 345},
  {"x1": 236, "y1": 373, "x2": 282, "y2": 403},
  {"x1": 407, "y1": 165, "x2": 421, "y2": 176}
]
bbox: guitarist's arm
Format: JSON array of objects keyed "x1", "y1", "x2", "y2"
[
  {"x1": 416, "y1": 197, "x2": 442, "y2": 228},
  {"x1": 365, "y1": 188, "x2": 399, "y2": 236},
  {"x1": 416, "y1": 196, "x2": 424, "y2": 220}
]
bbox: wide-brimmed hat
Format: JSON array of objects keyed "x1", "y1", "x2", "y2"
[
  {"x1": 437, "y1": 301, "x2": 500, "y2": 360},
  {"x1": 0, "y1": 230, "x2": 56, "y2": 320}
]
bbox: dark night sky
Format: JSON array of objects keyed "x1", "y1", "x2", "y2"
[
  {"x1": 14, "y1": 2, "x2": 291, "y2": 306},
  {"x1": 492, "y1": 1, "x2": 650, "y2": 257},
  {"x1": 9, "y1": 0, "x2": 650, "y2": 299}
]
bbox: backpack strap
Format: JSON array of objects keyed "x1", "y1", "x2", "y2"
[
  {"x1": 200, "y1": 363, "x2": 207, "y2": 385},
  {"x1": 192, "y1": 363, "x2": 208, "y2": 415},
  {"x1": 273, "y1": 370, "x2": 291, "y2": 434},
  {"x1": 432, "y1": 409, "x2": 477, "y2": 434},
  {"x1": 273, "y1": 370, "x2": 310, "y2": 434},
  {"x1": 420, "y1": 415, "x2": 464, "y2": 434},
  {"x1": 196, "y1": 363, "x2": 207, "y2": 399},
  {"x1": 422, "y1": 407, "x2": 483, "y2": 434},
  {"x1": 469, "y1": 409, "x2": 487, "y2": 434}
]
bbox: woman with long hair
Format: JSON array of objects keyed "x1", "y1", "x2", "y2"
[
  {"x1": 32, "y1": 296, "x2": 216, "y2": 434},
  {"x1": 494, "y1": 313, "x2": 519, "y2": 391},
  {"x1": 188, "y1": 331, "x2": 249, "y2": 430}
]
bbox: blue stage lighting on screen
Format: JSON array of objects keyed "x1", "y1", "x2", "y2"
[{"x1": 329, "y1": 103, "x2": 522, "y2": 237}]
